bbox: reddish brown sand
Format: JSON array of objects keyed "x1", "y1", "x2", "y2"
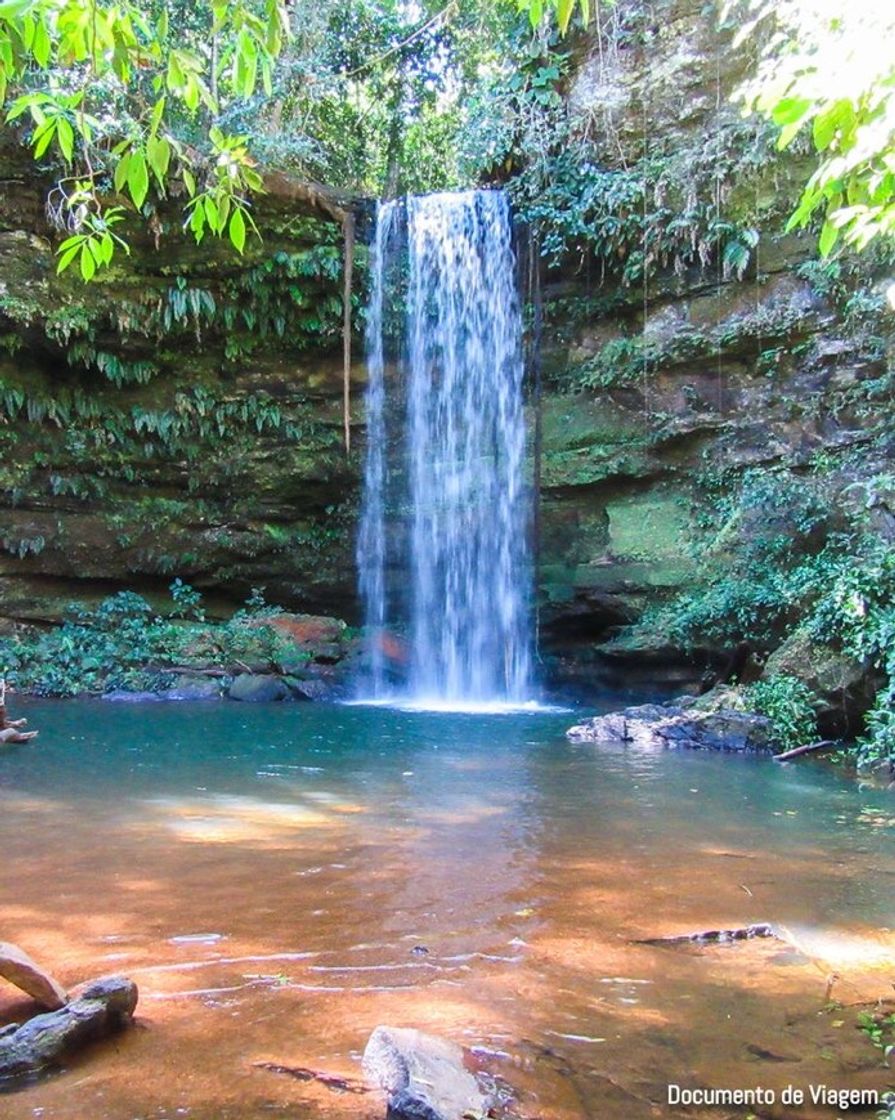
[{"x1": 1, "y1": 702, "x2": 893, "y2": 1119}]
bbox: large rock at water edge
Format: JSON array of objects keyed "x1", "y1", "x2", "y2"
[
  {"x1": 0, "y1": 974, "x2": 137, "y2": 1082},
  {"x1": 362, "y1": 1025, "x2": 490, "y2": 1120},
  {"x1": 566, "y1": 703, "x2": 773, "y2": 751},
  {"x1": 0, "y1": 941, "x2": 67, "y2": 1010},
  {"x1": 227, "y1": 673, "x2": 290, "y2": 703}
]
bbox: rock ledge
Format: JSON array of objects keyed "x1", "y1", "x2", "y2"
[{"x1": 566, "y1": 702, "x2": 773, "y2": 751}]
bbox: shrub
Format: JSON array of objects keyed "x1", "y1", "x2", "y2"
[{"x1": 743, "y1": 675, "x2": 819, "y2": 752}]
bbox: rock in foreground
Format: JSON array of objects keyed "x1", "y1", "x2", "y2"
[
  {"x1": 363, "y1": 1025, "x2": 489, "y2": 1120},
  {"x1": 0, "y1": 975, "x2": 138, "y2": 1084},
  {"x1": 0, "y1": 942, "x2": 67, "y2": 1010},
  {"x1": 566, "y1": 703, "x2": 772, "y2": 751}
]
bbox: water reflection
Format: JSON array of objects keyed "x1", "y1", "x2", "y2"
[{"x1": 1, "y1": 699, "x2": 894, "y2": 1119}]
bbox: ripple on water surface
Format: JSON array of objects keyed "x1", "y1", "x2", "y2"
[{"x1": 1, "y1": 698, "x2": 894, "y2": 1120}]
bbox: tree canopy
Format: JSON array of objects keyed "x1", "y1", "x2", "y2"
[
  {"x1": 730, "y1": 0, "x2": 895, "y2": 259},
  {"x1": 0, "y1": 0, "x2": 515, "y2": 276},
  {"x1": 3, "y1": 0, "x2": 893, "y2": 285}
]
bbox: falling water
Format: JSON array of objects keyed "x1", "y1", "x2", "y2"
[{"x1": 358, "y1": 190, "x2": 533, "y2": 707}]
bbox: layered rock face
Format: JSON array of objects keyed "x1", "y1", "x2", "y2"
[
  {"x1": 0, "y1": 136, "x2": 362, "y2": 625},
  {"x1": 532, "y1": 0, "x2": 893, "y2": 693},
  {"x1": 1, "y1": 0, "x2": 892, "y2": 701}
]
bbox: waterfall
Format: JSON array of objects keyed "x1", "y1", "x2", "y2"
[{"x1": 358, "y1": 190, "x2": 533, "y2": 707}]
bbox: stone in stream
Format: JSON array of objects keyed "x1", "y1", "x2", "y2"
[
  {"x1": 0, "y1": 975, "x2": 138, "y2": 1083},
  {"x1": 566, "y1": 703, "x2": 772, "y2": 751},
  {"x1": 363, "y1": 1026, "x2": 490, "y2": 1120},
  {"x1": 0, "y1": 941, "x2": 67, "y2": 1010},
  {"x1": 227, "y1": 673, "x2": 290, "y2": 703}
]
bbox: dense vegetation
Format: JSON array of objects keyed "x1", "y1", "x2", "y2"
[{"x1": 0, "y1": 0, "x2": 893, "y2": 777}]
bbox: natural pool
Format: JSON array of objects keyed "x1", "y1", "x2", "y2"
[{"x1": 1, "y1": 699, "x2": 894, "y2": 1119}]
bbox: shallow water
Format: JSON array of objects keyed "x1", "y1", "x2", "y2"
[{"x1": 1, "y1": 700, "x2": 894, "y2": 1119}]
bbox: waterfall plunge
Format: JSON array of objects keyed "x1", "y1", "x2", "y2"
[{"x1": 358, "y1": 190, "x2": 534, "y2": 709}]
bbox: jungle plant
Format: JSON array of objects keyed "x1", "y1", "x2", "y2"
[
  {"x1": 169, "y1": 578, "x2": 205, "y2": 622},
  {"x1": 731, "y1": 0, "x2": 895, "y2": 259},
  {"x1": 742, "y1": 674, "x2": 819, "y2": 751},
  {"x1": 857, "y1": 1009, "x2": 895, "y2": 1065},
  {"x1": 0, "y1": 584, "x2": 321, "y2": 696},
  {"x1": 0, "y1": 0, "x2": 289, "y2": 275}
]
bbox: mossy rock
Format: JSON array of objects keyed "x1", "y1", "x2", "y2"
[{"x1": 763, "y1": 628, "x2": 875, "y2": 737}]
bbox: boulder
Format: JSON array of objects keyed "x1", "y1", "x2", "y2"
[
  {"x1": 0, "y1": 975, "x2": 137, "y2": 1083},
  {"x1": 285, "y1": 677, "x2": 332, "y2": 702},
  {"x1": 362, "y1": 1026, "x2": 490, "y2": 1120},
  {"x1": 263, "y1": 613, "x2": 346, "y2": 646},
  {"x1": 161, "y1": 675, "x2": 224, "y2": 701},
  {"x1": 0, "y1": 942, "x2": 67, "y2": 1010},
  {"x1": 567, "y1": 702, "x2": 773, "y2": 751},
  {"x1": 763, "y1": 628, "x2": 875, "y2": 737},
  {"x1": 101, "y1": 690, "x2": 162, "y2": 703},
  {"x1": 227, "y1": 673, "x2": 290, "y2": 703}
]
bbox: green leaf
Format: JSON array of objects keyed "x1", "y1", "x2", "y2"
[
  {"x1": 56, "y1": 116, "x2": 74, "y2": 162},
  {"x1": 149, "y1": 95, "x2": 166, "y2": 134},
  {"x1": 147, "y1": 135, "x2": 171, "y2": 187},
  {"x1": 166, "y1": 53, "x2": 184, "y2": 90},
  {"x1": 189, "y1": 200, "x2": 206, "y2": 241},
  {"x1": 229, "y1": 206, "x2": 246, "y2": 253},
  {"x1": 777, "y1": 117, "x2": 808, "y2": 149},
  {"x1": 114, "y1": 151, "x2": 131, "y2": 194},
  {"x1": 99, "y1": 232, "x2": 114, "y2": 264},
  {"x1": 203, "y1": 194, "x2": 219, "y2": 232},
  {"x1": 0, "y1": 0, "x2": 32, "y2": 18},
  {"x1": 128, "y1": 150, "x2": 149, "y2": 209},
  {"x1": 79, "y1": 244, "x2": 96, "y2": 281},
  {"x1": 182, "y1": 167, "x2": 196, "y2": 197},
  {"x1": 771, "y1": 96, "x2": 812, "y2": 126},
  {"x1": 557, "y1": 0, "x2": 575, "y2": 32},
  {"x1": 32, "y1": 119, "x2": 55, "y2": 158},
  {"x1": 32, "y1": 19, "x2": 51, "y2": 67},
  {"x1": 818, "y1": 220, "x2": 839, "y2": 257},
  {"x1": 183, "y1": 75, "x2": 200, "y2": 112},
  {"x1": 56, "y1": 240, "x2": 83, "y2": 273}
]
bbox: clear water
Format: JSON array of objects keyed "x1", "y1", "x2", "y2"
[
  {"x1": 358, "y1": 191, "x2": 533, "y2": 707},
  {"x1": 2, "y1": 700, "x2": 894, "y2": 1119}
]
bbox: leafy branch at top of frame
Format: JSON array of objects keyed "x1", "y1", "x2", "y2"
[{"x1": 0, "y1": 0, "x2": 290, "y2": 278}]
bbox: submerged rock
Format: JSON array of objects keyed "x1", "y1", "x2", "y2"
[
  {"x1": 286, "y1": 677, "x2": 333, "y2": 702},
  {"x1": 227, "y1": 673, "x2": 290, "y2": 703},
  {"x1": 0, "y1": 942, "x2": 67, "y2": 1010},
  {"x1": 566, "y1": 702, "x2": 772, "y2": 751},
  {"x1": 102, "y1": 677, "x2": 224, "y2": 702},
  {"x1": 0, "y1": 975, "x2": 137, "y2": 1084},
  {"x1": 161, "y1": 675, "x2": 224, "y2": 701},
  {"x1": 101, "y1": 690, "x2": 164, "y2": 703},
  {"x1": 362, "y1": 1025, "x2": 490, "y2": 1120}
]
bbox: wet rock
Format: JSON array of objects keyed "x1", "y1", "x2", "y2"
[
  {"x1": 102, "y1": 677, "x2": 224, "y2": 702},
  {"x1": 567, "y1": 703, "x2": 772, "y2": 751},
  {"x1": 227, "y1": 673, "x2": 290, "y2": 703},
  {"x1": 161, "y1": 675, "x2": 224, "y2": 701},
  {"x1": 285, "y1": 677, "x2": 332, "y2": 702},
  {"x1": 101, "y1": 689, "x2": 163, "y2": 703},
  {"x1": 636, "y1": 923, "x2": 777, "y2": 946},
  {"x1": 0, "y1": 975, "x2": 137, "y2": 1084},
  {"x1": 0, "y1": 942, "x2": 67, "y2": 1010},
  {"x1": 363, "y1": 1025, "x2": 489, "y2": 1120}
]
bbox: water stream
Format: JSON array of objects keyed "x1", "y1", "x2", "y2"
[
  {"x1": 2, "y1": 700, "x2": 894, "y2": 1119},
  {"x1": 358, "y1": 191, "x2": 533, "y2": 708}
]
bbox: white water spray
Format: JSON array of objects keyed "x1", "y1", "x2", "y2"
[{"x1": 358, "y1": 190, "x2": 533, "y2": 707}]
